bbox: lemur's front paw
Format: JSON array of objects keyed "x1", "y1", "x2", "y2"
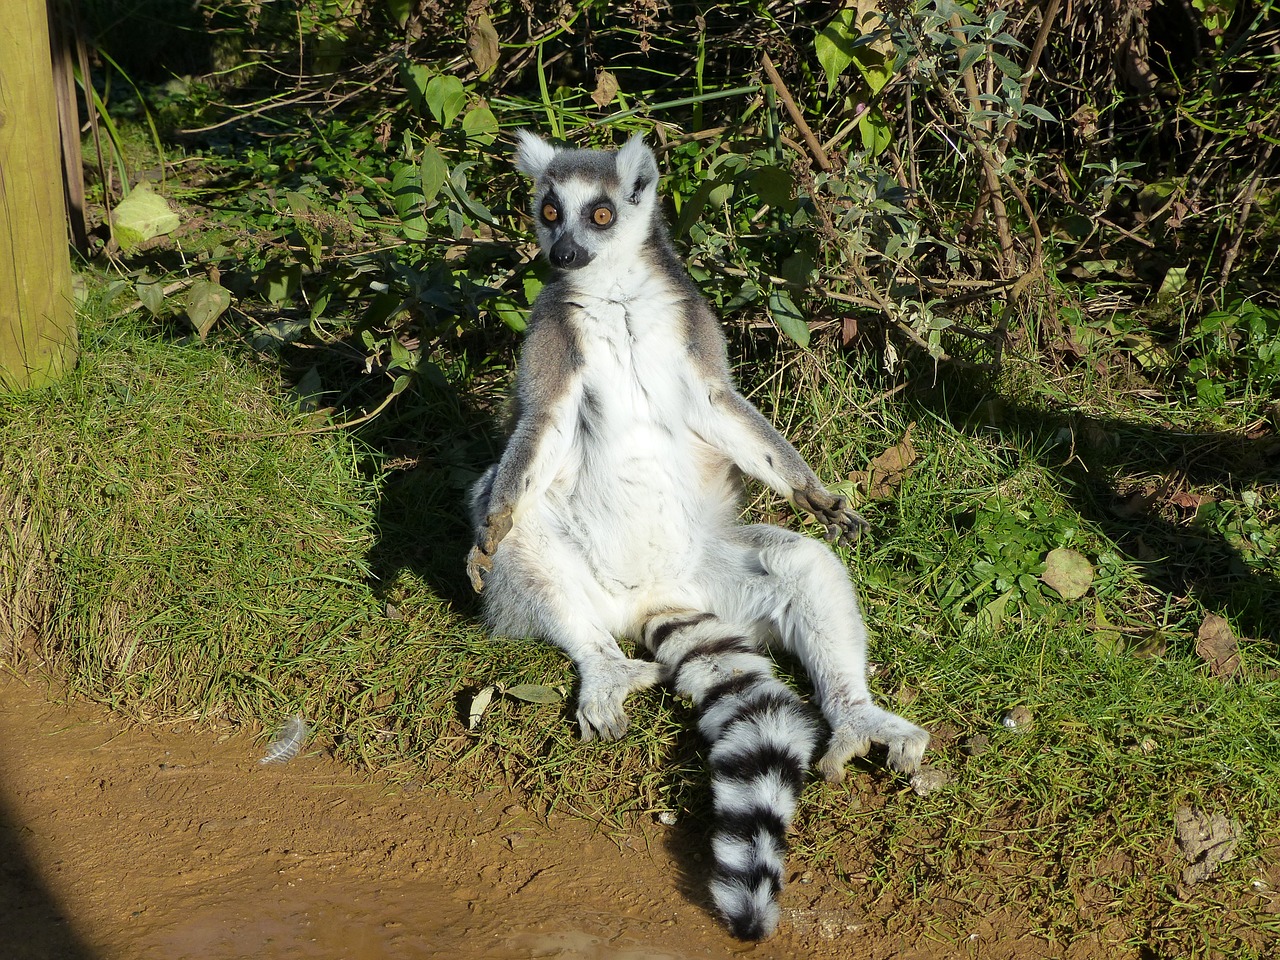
[
  {"x1": 817, "y1": 700, "x2": 929, "y2": 782},
  {"x1": 577, "y1": 660, "x2": 663, "y2": 742},
  {"x1": 479, "y1": 506, "x2": 514, "y2": 555},
  {"x1": 465, "y1": 544, "x2": 492, "y2": 594},
  {"x1": 795, "y1": 485, "x2": 869, "y2": 547}
]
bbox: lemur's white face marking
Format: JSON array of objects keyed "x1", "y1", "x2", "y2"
[{"x1": 514, "y1": 131, "x2": 661, "y2": 280}]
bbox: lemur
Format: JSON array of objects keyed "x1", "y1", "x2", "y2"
[{"x1": 466, "y1": 131, "x2": 929, "y2": 941}]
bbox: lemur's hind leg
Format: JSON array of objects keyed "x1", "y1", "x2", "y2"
[
  {"x1": 717, "y1": 525, "x2": 929, "y2": 781},
  {"x1": 482, "y1": 531, "x2": 662, "y2": 741}
]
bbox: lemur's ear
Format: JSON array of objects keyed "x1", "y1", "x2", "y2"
[
  {"x1": 514, "y1": 130, "x2": 556, "y2": 179},
  {"x1": 615, "y1": 134, "x2": 658, "y2": 205}
]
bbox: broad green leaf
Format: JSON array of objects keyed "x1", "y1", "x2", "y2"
[
  {"x1": 136, "y1": 280, "x2": 165, "y2": 317},
  {"x1": 260, "y1": 264, "x2": 301, "y2": 305},
  {"x1": 1041, "y1": 547, "x2": 1093, "y2": 600},
  {"x1": 425, "y1": 74, "x2": 466, "y2": 128},
  {"x1": 385, "y1": 0, "x2": 413, "y2": 27},
  {"x1": 461, "y1": 106, "x2": 499, "y2": 145},
  {"x1": 184, "y1": 279, "x2": 232, "y2": 338},
  {"x1": 1157, "y1": 265, "x2": 1190, "y2": 300},
  {"x1": 401, "y1": 63, "x2": 432, "y2": 117},
  {"x1": 859, "y1": 106, "x2": 892, "y2": 156},
  {"x1": 419, "y1": 144, "x2": 449, "y2": 206},
  {"x1": 110, "y1": 182, "x2": 180, "y2": 251},
  {"x1": 491, "y1": 296, "x2": 527, "y2": 332},
  {"x1": 391, "y1": 163, "x2": 428, "y2": 240},
  {"x1": 750, "y1": 166, "x2": 794, "y2": 210},
  {"x1": 768, "y1": 289, "x2": 810, "y2": 347},
  {"x1": 815, "y1": 10, "x2": 857, "y2": 96}
]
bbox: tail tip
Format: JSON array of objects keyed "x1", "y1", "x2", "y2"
[{"x1": 713, "y1": 877, "x2": 781, "y2": 941}]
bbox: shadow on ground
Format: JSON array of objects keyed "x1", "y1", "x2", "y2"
[{"x1": 0, "y1": 793, "x2": 98, "y2": 960}]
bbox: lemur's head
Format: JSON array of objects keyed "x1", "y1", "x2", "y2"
[{"x1": 513, "y1": 131, "x2": 661, "y2": 275}]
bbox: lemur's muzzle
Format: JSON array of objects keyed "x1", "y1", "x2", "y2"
[{"x1": 550, "y1": 234, "x2": 593, "y2": 270}]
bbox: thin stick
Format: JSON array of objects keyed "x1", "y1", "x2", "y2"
[{"x1": 761, "y1": 52, "x2": 832, "y2": 171}]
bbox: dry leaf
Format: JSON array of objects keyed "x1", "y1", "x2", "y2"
[
  {"x1": 848, "y1": 423, "x2": 918, "y2": 500},
  {"x1": 1195, "y1": 614, "x2": 1241, "y2": 679},
  {"x1": 1041, "y1": 547, "x2": 1094, "y2": 600},
  {"x1": 468, "y1": 685, "x2": 496, "y2": 730},
  {"x1": 591, "y1": 69, "x2": 619, "y2": 108},
  {"x1": 468, "y1": 13, "x2": 499, "y2": 75}
]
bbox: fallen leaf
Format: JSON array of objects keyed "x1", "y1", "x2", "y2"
[
  {"x1": 467, "y1": 685, "x2": 496, "y2": 730},
  {"x1": 468, "y1": 13, "x2": 499, "y2": 75},
  {"x1": 1041, "y1": 547, "x2": 1094, "y2": 600},
  {"x1": 1175, "y1": 805, "x2": 1238, "y2": 885},
  {"x1": 848, "y1": 423, "x2": 919, "y2": 500},
  {"x1": 504, "y1": 683, "x2": 563, "y2": 704},
  {"x1": 1195, "y1": 614, "x2": 1241, "y2": 679},
  {"x1": 110, "y1": 182, "x2": 180, "y2": 251},
  {"x1": 590, "y1": 69, "x2": 619, "y2": 108}
]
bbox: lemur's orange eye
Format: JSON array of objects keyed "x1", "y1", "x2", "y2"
[
  {"x1": 592, "y1": 206, "x2": 613, "y2": 226},
  {"x1": 541, "y1": 203, "x2": 559, "y2": 222}
]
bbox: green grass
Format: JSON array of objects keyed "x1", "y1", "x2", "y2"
[{"x1": 3, "y1": 310, "x2": 1276, "y2": 956}]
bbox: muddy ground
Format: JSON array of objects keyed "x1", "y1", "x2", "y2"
[{"x1": 0, "y1": 672, "x2": 1158, "y2": 960}]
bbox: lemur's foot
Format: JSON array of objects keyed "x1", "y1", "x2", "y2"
[
  {"x1": 467, "y1": 507, "x2": 515, "y2": 594},
  {"x1": 577, "y1": 659, "x2": 664, "y2": 742},
  {"x1": 817, "y1": 699, "x2": 929, "y2": 782},
  {"x1": 795, "y1": 485, "x2": 869, "y2": 547},
  {"x1": 465, "y1": 544, "x2": 492, "y2": 594}
]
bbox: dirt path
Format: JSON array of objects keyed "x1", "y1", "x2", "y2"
[{"x1": 0, "y1": 671, "x2": 1047, "y2": 960}]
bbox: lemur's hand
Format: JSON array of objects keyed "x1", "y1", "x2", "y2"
[
  {"x1": 794, "y1": 485, "x2": 869, "y2": 547},
  {"x1": 466, "y1": 507, "x2": 514, "y2": 594}
]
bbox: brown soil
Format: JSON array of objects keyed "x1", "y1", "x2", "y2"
[{"x1": 0, "y1": 672, "x2": 1081, "y2": 960}]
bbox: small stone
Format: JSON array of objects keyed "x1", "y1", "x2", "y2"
[
  {"x1": 1001, "y1": 706, "x2": 1033, "y2": 731},
  {"x1": 798, "y1": 870, "x2": 814, "y2": 884},
  {"x1": 909, "y1": 765, "x2": 951, "y2": 796},
  {"x1": 962, "y1": 734, "x2": 990, "y2": 757}
]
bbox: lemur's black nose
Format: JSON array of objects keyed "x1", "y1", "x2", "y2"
[{"x1": 550, "y1": 235, "x2": 592, "y2": 270}]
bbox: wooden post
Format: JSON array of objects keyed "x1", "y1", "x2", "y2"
[{"x1": 0, "y1": 0, "x2": 78, "y2": 392}]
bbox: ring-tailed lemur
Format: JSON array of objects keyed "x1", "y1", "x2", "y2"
[{"x1": 467, "y1": 131, "x2": 929, "y2": 940}]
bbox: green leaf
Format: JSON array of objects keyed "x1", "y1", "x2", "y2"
[
  {"x1": 136, "y1": 280, "x2": 165, "y2": 317},
  {"x1": 751, "y1": 166, "x2": 794, "y2": 210},
  {"x1": 419, "y1": 144, "x2": 449, "y2": 206},
  {"x1": 110, "y1": 182, "x2": 180, "y2": 251},
  {"x1": 391, "y1": 163, "x2": 428, "y2": 241},
  {"x1": 401, "y1": 63, "x2": 432, "y2": 117},
  {"x1": 385, "y1": 0, "x2": 413, "y2": 27},
  {"x1": 989, "y1": 52, "x2": 1024, "y2": 79},
  {"x1": 1041, "y1": 547, "x2": 1093, "y2": 600},
  {"x1": 815, "y1": 10, "x2": 857, "y2": 96},
  {"x1": 184, "y1": 279, "x2": 232, "y2": 338},
  {"x1": 768, "y1": 289, "x2": 810, "y2": 347},
  {"x1": 858, "y1": 106, "x2": 892, "y2": 156},
  {"x1": 491, "y1": 296, "x2": 528, "y2": 332},
  {"x1": 425, "y1": 75, "x2": 466, "y2": 128},
  {"x1": 461, "y1": 106, "x2": 499, "y2": 145},
  {"x1": 504, "y1": 683, "x2": 563, "y2": 704}
]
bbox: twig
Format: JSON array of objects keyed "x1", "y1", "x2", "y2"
[
  {"x1": 761, "y1": 52, "x2": 832, "y2": 171},
  {"x1": 1219, "y1": 140, "x2": 1275, "y2": 287}
]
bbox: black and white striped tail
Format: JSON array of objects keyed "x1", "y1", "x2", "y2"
[{"x1": 641, "y1": 610, "x2": 820, "y2": 940}]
